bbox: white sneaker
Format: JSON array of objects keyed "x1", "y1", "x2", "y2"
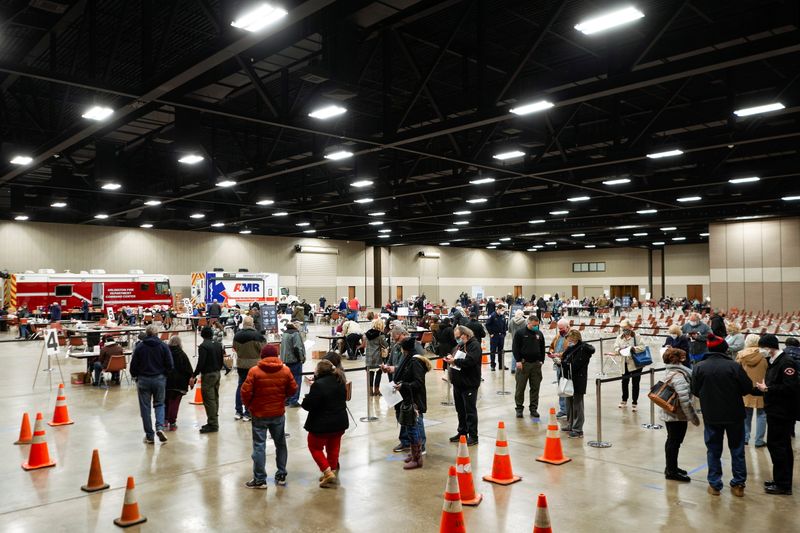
[
  {"x1": 234, "y1": 413, "x2": 243, "y2": 420},
  {"x1": 242, "y1": 415, "x2": 252, "y2": 422}
]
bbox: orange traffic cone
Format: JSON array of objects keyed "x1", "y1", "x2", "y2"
[
  {"x1": 439, "y1": 465, "x2": 466, "y2": 533},
  {"x1": 48, "y1": 383, "x2": 74, "y2": 426},
  {"x1": 81, "y1": 449, "x2": 110, "y2": 493},
  {"x1": 536, "y1": 408, "x2": 571, "y2": 465},
  {"x1": 114, "y1": 476, "x2": 147, "y2": 528},
  {"x1": 189, "y1": 379, "x2": 203, "y2": 405},
  {"x1": 14, "y1": 412, "x2": 32, "y2": 445},
  {"x1": 21, "y1": 413, "x2": 56, "y2": 470},
  {"x1": 456, "y1": 436, "x2": 482, "y2": 506},
  {"x1": 482, "y1": 421, "x2": 521, "y2": 485},
  {"x1": 532, "y1": 493, "x2": 553, "y2": 533}
]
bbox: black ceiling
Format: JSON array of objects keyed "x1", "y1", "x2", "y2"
[{"x1": 1, "y1": 0, "x2": 799, "y2": 251}]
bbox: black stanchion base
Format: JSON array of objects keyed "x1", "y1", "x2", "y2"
[
  {"x1": 359, "y1": 416, "x2": 378, "y2": 422},
  {"x1": 641, "y1": 423, "x2": 663, "y2": 430},
  {"x1": 440, "y1": 400, "x2": 454, "y2": 406},
  {"x1": 496, "y1": 390, "x2": 511, "y2": 395},
  {"x1": 587, "y1": 441, "x2": 612, "y2": 448}
]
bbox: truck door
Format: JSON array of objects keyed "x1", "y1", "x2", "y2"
[{"x1": 92, "y1": 282, "x2": 104, "y2": 307}]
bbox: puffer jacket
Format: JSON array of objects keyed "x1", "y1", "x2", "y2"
[
  {"x1": 736, "y1": 346, "x2": 767, "y2": 408},
  {"x1": 302, "y1": 372, "x2": 348, "y2": 434},
  {"x1": 364, "y1": 328, "x2": 386, "y2": 368},
  {"x1": 240, "y1": 357, "x2": 298, "y2": 418},
  {"x1": 280, "y1": 325, "x2": 305, "y2": 364},
  {"x1": 659, "y1": 364, "x2": 699, "y2": 423},
  {"x1": 232, "y1": 327, "x2": 265, "y2": 370}
]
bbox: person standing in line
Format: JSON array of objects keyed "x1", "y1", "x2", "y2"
[
  {"x1": 130, "y1": 325, "x2": 173, "y2": 444},
  {"x1": 280, "y1": 321, "x2": 306, "y2": 407},
  {"x1": 486, "y1": 304, "x2": 508, "y2": 371},
  {"x1": 392, "y1": 338, "x2": 432, "y2": 469},
  {"x1": 614, "y1": 322, "x2": 646, "y2": 412},
  {"x1": 560, "y1": 329, "x2": 594, "y2": 438},
  {"x1": 612, "y1": 297, "x2": 621, "y2": 317},
  {"x1": 165, "y1": 335, "x2": 193, "y2": 431},
  {"x1": 548, "y1": 319, "x2": 571, "y2": 418},
  {"x1": 507, "y1": 309, "x2": 527, "y2": 375},
  {"x1": 709, "y1": 310, "x2": 727, "y2": 338},
  {"x1": 692, "y1": 335, "x2": 752, "y2": 497},
  {"x1": 241, "y1": 344, "x2": 297, "y2": 489},
  {"x1": 193, "y1": 326, "x2": 225, "y2": 433},
  {"x1": 250, "y1": 302, "x2": 263, "y2": 333},
  {"x1": 207, "y1": 299, "x2": 222, "y2": 323},
  {"x1": 383, "y1": 326, "x2": 427, "y2": 453},
  {"x1": 465, "y1": 312, "x2": 486, "y2": 347},
  {"x1": 486, "y1": 298, "x2": 496, "y2": 316},
  {"x1": 232, "y1": 316, "x2": 265, "y2": 421},
  {"x1": 725, "y1": 322, "x2": 745, "y2": 358},
  {"x1": 444, "y1": 325, "x2": 482, "y2": 446},
  {"x1": 663, "y1": 324, "x2": 692, "y2": 368},
  {"x1": 211, "y1": 320, "x2": 232, "y2": 375},
  {"x1": 364, "y1": 318, "x2": 387, "y2": 396},
  {"x1": 659, "y1": 348, "x2": 700, "y2": 482},
  {"x1": 754, "y1": 334, "x2": 799, "y2": 495},
  {"x1": 736, "y1": 334, "x2": 768, "y2": 447},
  {"x1": 512, "y1": 316, "x2": 545, "y2": 419},
  {"x1": 681, "y1": 312, "x2": 711, "y2": 354}
]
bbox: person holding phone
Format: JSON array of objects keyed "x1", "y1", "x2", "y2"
[{"x1": 444, "y1": 325, "x2": 482, "y2": 446}]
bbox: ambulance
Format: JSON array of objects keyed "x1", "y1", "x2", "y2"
[{"x1": 191, "y1": 271, "x2": 294, "y2": 309}]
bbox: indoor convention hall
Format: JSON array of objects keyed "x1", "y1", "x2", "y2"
[{"x1": 1, "y1": 1, "x2": 799, "y2": 532}]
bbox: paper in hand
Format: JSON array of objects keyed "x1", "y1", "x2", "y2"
[
  {"x1": 381, "y1": 380, "x2": 403, "y2": 409},
  {"x1": 620, "y1": 346, "x2": 631, "y2": 357},
  {"x1": 454, "y1": 350, "x2": 467, "y2": 360}
]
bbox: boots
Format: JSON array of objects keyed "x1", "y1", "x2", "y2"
[{"x1": 403, "y1": 444, "x2": 423, "y2": 470}]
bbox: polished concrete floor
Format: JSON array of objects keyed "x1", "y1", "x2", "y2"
[{"x1": 0, "y1": 324, "x2": 798, "y2": 532}]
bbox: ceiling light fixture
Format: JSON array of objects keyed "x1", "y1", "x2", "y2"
[
  {"x1": 256, "y1": 199, "x2": 275, "y2": 206},
  {"x1": 351, "y1": 179, "x2": 373, "y2": 188},
  {"x1": 10, "y1": 155, "x2": 33, "y2": 165},
  {"x1": 568, "y1": 196, "x2": 590, "y2": 202},
  {"x1": 527, "y1": 248, "x2": 538, "y2": 252},
  {"x1": 144, "y1": 200, "x2": 162, "y2": 206},
  {"x1": 781, "y1": 195, "x2": 800, "y2": 201},
  {"x1": 273, "y1": 211, "x2": 288, "y2": 216},
  {"x1": 652, "y1": 241, "x2": 665, "y2": 246},
  {"x1": 545, "y1": 241, "x2": 557, "y2": 245},
  {"x1": 240, "y1": 230, "x2": 252, "y2": 234},
  {"x1": 324, "y1": 150, "x2": 353, "y2": 161},
  {"x1": 14, "y1": 215, "x2": 29, "y2": 221},
  {"x1": 584, "y1": 244, "x2": 596, "y2": 249},
  {"x1": 533, "y1": 245, "x2": 544, "y2": 249},
  {"x1": 615, "y1": 238, "x2": 629, "y2": 242},
  {"x1": 529, "y1": 219, "x2": 545, "y2": 224},
  {"x1": 523, "y1": 232, "x2": 548, "y2": 236},
  {"x1": 490, "y1": 242, "x2": 501, "y2": 245},
  {"x1": 296, "y1": 222, "x2": 310, "y2": 227},
  {"x1": 637, "y1": 209, "x2": 658, "y2": 214},
  {"x1": 672, "y1": 237, "x2": 686, "y2": 241},
  {"x1": 445, "y1": 228, "x2": 459, "y2": 233},
  {"x1": 492, "y1": 150, "x2": 525, "y2": 161},
  {"x1": 216, "y1": 180, "x2": 237, "y2": 187},
  {"x1": 101, "y1": 182, "x2": 121, "y2": 190},
  {"x1": 303, "y1": 229, "x2": 317, "y2": 234},
  {"x1": 50, "y1": 202, "x2": 67, "y2": 208},
  {"x1": 571, "y1": 233, "x2": 586, "y2": 237},
  {"x1": 499, "y1": 237, "x2": 511, "y2": 242},
  {"x1": 615, "y1": 225, "x2": 639, "y2": 230},
  {"x1": 603, "y1": 178, "x2": 631, "y2": 185},
  {"x1": 677, "y1": 196, "x2": 701, "y2": 202},
  {"x1": 354, "y1": 198, "x2": 373, "y2": 204},
  {"x1": 454, "y1": 220, "x2": 469, "y2": 225},
  {"x1": 308, "y1": 105, "x2": 347, "y2": 120},
  {"x1": 469, "y1": 177, "x2": 495, "y2": 185},
  {"x1": 699, "y1": 232, "x2": 709, "y2": 236},
  {"x1": 439, "y1": 242, "x2": 450, "y2": 246},
  {"x1": 510, "y1": 100, "x2": 554, "y2": 116},
  {"x1": 647, "y1": 149, "x2": 684, "y2": 159},
  {"x1": 660, "y1": 226, "x2": 677, "y2": 231},
  {"x1": 378, "y1": 229, "x2": 392, "y2": 233},
  {"x1": 81, "y1": 106, "x2": 114, "y2": 121},
  {"x1": 486, "y1": 246, "x2": 497, "y2": 249},
  {"x1": 465, "y1": 198, "x2": 488, "y2": 204},
  {"x1": 729, "y1": 176, "x2": 760, "y2": 184},
  {"x1": 178, "y1": 154, "x2": 204, "y2": 165},
  {"x1": 575, "y1": 6, "x2": 645, "y2": 35},
  {"x1": 211, "y1": 223, "x2": 225, "y2": 228},
  {"x1": 140, "y1": 223, "x2": 153, "y2": 229},
  {"x1": 550, "y1": 210, "x2": 569, "y2": 215},
  {"x1": 94, "y1": 214, "x2": 109, "y2": 219},
  {"x1": 231, "y1": 2, "x2": 288, "y2": 32},
  {"x1": 369, "y1": 212, "x2": 385, "y2": 216},
  {"x1": 454, "y1": 210, "x2": 471, "y2": 215},
  {"x1": 368, "y1": 221, "x2": 384, "y2": 226},
  {"x1": 633, "y1": 232, "x2": 648, "y2": 236},
  {"x1": 189, "y1": 213, "x2": 205, "y2": 219},
  {"x1": 733, "y1": 102, "x2": 785, "y2": 117},
  {"x1": 378, "y1": 234, "x2": 390, "y2": 239}
]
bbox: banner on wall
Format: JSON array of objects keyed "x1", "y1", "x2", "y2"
[{"x1": 471, "y1": 286, "x2": 484, "y2": 299}]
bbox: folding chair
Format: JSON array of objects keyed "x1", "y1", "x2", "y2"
[{"x1": 104, "y1": 355, "x2": 130, "y2": 386}]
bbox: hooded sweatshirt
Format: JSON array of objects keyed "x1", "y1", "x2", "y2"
[
  {"x1": 280, "y1": 324, "x2": 305, "y2": 364},
  {"x1": 241, "y1": 356, "x2": 297, "y2": 417},
  {"x1": 508, "y1": 313, "x2": 527, "y2": 337},
  {"x1": 130, "y1": 336, "x2": 174, "y2": 377},
  {"x1": 736, "y1": 346, "x2": 768, "y2": 409}
]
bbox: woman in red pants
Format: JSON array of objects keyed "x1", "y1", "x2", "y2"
[{"x1": 301, "y1": 359, "x2": 349, "y2": 487}]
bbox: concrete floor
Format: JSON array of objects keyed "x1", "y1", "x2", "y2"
[{"x1": 0, "y1": 324, "x2": 798, "y2": 532}]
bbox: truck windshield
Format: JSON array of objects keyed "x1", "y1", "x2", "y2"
[
  {"x1": 280, "y1": 287, "x2": 289, "y2": 296},
  {"x1": 155, "y1": 281, "x2": 171, "y2": 295}
]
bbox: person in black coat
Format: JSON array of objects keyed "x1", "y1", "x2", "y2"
[
  {"x1": 393, "y1": 337, "x2": 432, "y2": 470},
  {"x1": 435, "y1": 318, "x2": 456, "y2": 357},
  {"x1": 465, "y1": 313, "x2": 486, "y2": 344},
  {"x1": 710, "y1": 311, "x2": 727, "y2": 338},
  {"x1": 193, "y1": 326, "x2": 225, "y2": 433},
  {"x1": 663, "y1": 325, "x2": 692, "y2": 368},
  {"x1": 560, "y1": 330, "x2": 595, "y2": 437},
  {"x1": 165, "y1": 336, "x2": 194, "y2": 430},
  {"x1": 302, "y1": 359, "x2": 349, "y2": 488},
  {"x1": 444, "y1": 325, "x2": 483, "y2": 446}
]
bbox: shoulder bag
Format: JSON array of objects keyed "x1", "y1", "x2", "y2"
[
  {"x1": 632, "y1": 345, "x2": 653, "y2": 367},
  {"x1": 345, "y1": 380, "x2": 352, "y2": 401},
  {"x1": 648, "y1": 375, "x2": 679, "y2": 413},
  {"x1": 397, "y1": 388, "x2": 418, "y2": 426},
  {"x1": 557, "y1": 364, "x2": 574, "y2": 397}
]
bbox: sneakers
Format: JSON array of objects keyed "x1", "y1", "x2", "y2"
[
  {"x1": 555, "y1": 412, "x2": 567, "y2": 419},
  {"x1": 156, "y1": 429, "x2": 168, "y2": 443},
  {"x1": 275, "y1": 473, "x2": 287, "y2": 486},
  {"x1": 168, "y1": 423, "x2": 178, "y2": 431},
  {"x1": 199, "y1": 425, "x2": 219, "y2": 433},
  {"x1": 242, "y1": 414, "x2": 252, "y2": 422},
  {"x1": 393, "y1": 443, "x2": 411, "y2": 453},
  {"x1": 319, "y1": 469, "x2": 337, "y2": 488},
  {"x1": 143, "y1": 436, "x2": 155, "y2": 444},
  {"x1": 245, "y1": 479, "x2": 268, "y2": 490},
  {"x1": 466, "y1": 437, "x2": 478, "y2": 446},
  {"x1": 448, "y1": 434, "x2": 462, "y2": 443},
  {"x1": 234, "y1": 413, "x2": 243, "y2": 420}
]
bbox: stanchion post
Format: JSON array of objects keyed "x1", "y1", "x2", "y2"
[
  {"x1": 588, "y1": 378, "x2": 611, "y2": 448},
  {"x1": 441, "y1": 364, "x2": 454, "y2": 406},
  {"x1": 497, "y1": 350, "x2": 511, "y2": 395},
  {"x1": 643, "y1": 368, "x2": 663, "y2": 430},
  {"x1": 359, "y1": 368, "x2": 378, "y2": 422}
]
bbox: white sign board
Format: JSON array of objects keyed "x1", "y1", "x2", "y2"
[
  {"x1": 396, "y1": 307, "x2": 409, "y2": 317},
  {"x1": 44, "y1": 328, "x2": 59, "y2": 355},
  {"x1": 106, "y1": 306, "x2": 115, "y2": 321}
]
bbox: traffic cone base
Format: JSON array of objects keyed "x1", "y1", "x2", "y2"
[
  {"x1": 48, "y1": 383, "x2": 74, "y2": 426},
  {"x1": 81, "y1": 449, "x2": 110, "y2": 493},
  {"x1": 14, "y1": 412, "x2": 33, "y2": 445},
  {"x1": 482, "y1": 473, "x2": 522, "y2": 485},
  {"x1": 482, "y1": 421, "x2": 522, "y2": 485},
  {"x1": 455, "y1": 435, "x2": 482, "y2": 506},
  {"x1": 114, "y1": 477, "x2": 147, "y2": 528},
  {"x1": 189, "y1": 380, "x2": 203, "y2": 404},
  {"x1": 22, "y1": 413, "x2": 56, "y2": 471},
  {"x1": 536, "y1": 408, "x2": 572, "y2": 465},
  {"x1": 440, "y1": 465, "x2": 466, "y2": 533},
  {"x1": 533, "y1": 493, "x2": 553, "y2": 533}
]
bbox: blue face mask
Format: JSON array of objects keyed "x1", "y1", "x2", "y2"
[
  {"x1": 533, "y1": 325, "x2": 539, "y2": 331},
  {"x1": 456, "y1": 338, "x2": 465, "y2": 345}
]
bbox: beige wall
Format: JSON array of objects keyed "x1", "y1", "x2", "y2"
[
  {"x1": 709, "y1": 217, "x2": 800, "y2": 313},
  {"x1": 663, "y1": 243, "x2": 710, "y2": 299}
]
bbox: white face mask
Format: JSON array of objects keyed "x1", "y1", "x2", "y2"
[
  {"x1": 689, "y1": 321, "x2": 698, "y2": 326},
  {"x1": 759, "y1": 348, "x2": 772, "y2": 359},
  {"x1": 670, "y1": 334, "x2": 678, "y2": 339}
]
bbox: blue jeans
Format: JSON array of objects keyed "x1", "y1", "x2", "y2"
[
  {"x1": 704, "y1": 422, "x2": 747, "y2": 490},
  {"x1": 251, "y1": 416, "x2": 287, "y2": 482},
  {"x1": 19, "y1": 324, "x2": 30, "y2": 338},
  {"x1": 555, "y1": 365, "x2": 567, "y2": 414},
  {"x1": 235, "y1": 368, "x2": 250, "y2": 416},
  {"x1": 136, "y1": 375, "x2": 166, "y2": 439},
  {"x1": 399, "y1": 412, "x2": 426, "y2": 447},
  {"x1": 744, "y1": 407, "x2": 766, "y2": 445},
  {"x1": 490, "y1": 335, "x2": 505, "y2": 369},
  {"x1": 286, "y1": 362, "x2": 303, "y2": 405}
]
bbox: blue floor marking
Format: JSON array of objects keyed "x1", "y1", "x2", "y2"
[{"x1": 688, "y1": 463, "x2": 707, "y2": 475}]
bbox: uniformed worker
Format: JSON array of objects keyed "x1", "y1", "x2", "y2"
[{"x1": 754, "y1": 334, "x2": 799, "y2": 495}]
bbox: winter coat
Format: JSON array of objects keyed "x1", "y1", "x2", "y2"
[
  {"x1": 302, "y1": 373, "x2": 349, "y2": 434},
  {"x1": 486, "y1": 300, "x2": 496, "y2": 315},
  {"x1": 250, "y1": 308, "x2": 262, "y2": 331},
  {"x1": 663, "y1": 335, "x2": 692, "y2": 368},
  {"x1": 681, "y1": 321, "x2": 711, "y2": 352},
  {"x1": 465, "y1": 319, "x2": 486, "y2": 340},
  {"x1": 613, "y1": 332, "x2": 646, "y2": 373},
  {"x1": 710, "y1": 315, "x2": 727, "y2": 338},
  {"x1": 561, "y1": 341, "x2": 595, "y2": 395},
  {"x1": 207, "y1": 302, "x2": 222, "y2": 318},
  {"x1": 166, "y1": 346, "x2": 194, "y2": 393},
  {"x1": 736, "y1": 346, "x2": 767, "y2": 408},
  {"x1": 512, "y1": 326, "x2": 546, "y2": 364},
  {"x1": 241, "y1": 357, "x2": 298, "y2": 418},
  {"x1": 508, "y1": 315, "x2": 526, "y2": 338},
  {"x1": 485, "y1": 312, "x2": 508, "y2": 336},
  {"x1": 725, "y1": 333, "x2": 745, "y2": 358},
  {"x1": 435, "y1": 325, "x2": 456, "y2": 356},
  {"x1": 130, "y1": 336, "x2": 174, "y2": 378},
  {"x1": 280, "y1": 325, "x2": 305, "y2": 364},
  {"x1": 691, "y1": 352, "x2": 752, "y2": 424},
  {"x1": 364, "y1": 328, "x2": 387, "y2": 368},
  {"x1": 760, "y1": 352, "x2": 800, "y2": 421},
  {"x1": 449, "y1": 337, "x2": 482, "y2": 390},
  {"x1": 99, "y1": 342, "x2": 123, "y2": 369},
  {"x1": 232, "y1": 327, "x2": 265, "y2": 370},
  {"x1": 394, "y1": 353, "x2": 432, "y2": 414},
  {"x1": 291, "y1": 305, "x2": 304, "y2": 322},
  {"x1": 194, "y1": 339, "x2": 224, "y2": 376},
  {"x1": 659, "y1": 364, "x2": 699, "y2": 424}
]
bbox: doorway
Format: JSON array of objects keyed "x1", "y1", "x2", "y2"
[
  {"x1": 348, "y1": 286, "x2": 356, "y2": 301},
  {"x1": 610, "y1": 285, "x2": 639, "y2": 298},
  {"x1": 396, "y1": 286, "x2": 403, "y2": 301},
  {"x1": 571, "y1": 285, "x2": 579, "y2": 299},
  {"x1": 513, "y1": 285, "x2": 522, "y2": 298},
  {"x1": 686, "y1": 284, "x2": 703, "y2": 301}
]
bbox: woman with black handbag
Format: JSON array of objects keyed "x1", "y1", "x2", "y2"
[
  {"x1": 393, "y1": 337, "x2": 431, "y2": 470},
  {"x1": 659, "y1": 348, "x2": 700, "y2": 482}
]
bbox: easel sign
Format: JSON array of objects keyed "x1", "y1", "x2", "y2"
[
  {"x1": 33, "y1": 328, "x2": 64, "y2": 389},
  {"x1": 44, "y1": 328, "x2": 59, "y2": 355},
  {"x1": 106, "y1": 306, "x2": 115, "y2": 321}
]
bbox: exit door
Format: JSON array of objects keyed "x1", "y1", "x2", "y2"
[
  {"x1": 686, "y1": 285, "x2": 703, "y2": 301},
  {"x1": 348, "y1": 286, "x2": 356, "y2": 300},
  {"x1": 396, "y1": 286, "x2": 403, "y2": 300},
  {"x1": 513, "y1": 286, "x2": 522, "y2": 298}
]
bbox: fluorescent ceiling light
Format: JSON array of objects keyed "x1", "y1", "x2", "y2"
[
  {"x1": 529, "y1": 219, "x2": 545, "y2": 224},
  {"x1": 189, "y1": 213, "x2": 205, "y2": 219},
  {"x1": 211, "y1": 223, "x2": 225, "y2": 228},
  {"x1": 144, "y1": 200, "x2": 161, "y2": 206},
  {"x1": 575, "y1": 6, "x2": 645, "y2": 35},
  {"x1": 486, "y1": 246, "x2": 497, "y2": 249},
  {"x1": 324, "y1": 150, "x2": 353, "y2": 161},
  {"x1": 230, "y1": 2, "x2": 288, "y2": 32},
  {"x1": 492, "y1": 150, "x2": 525, "y2": 161},
  {"x1": 273, "y1": 211, "x2": 288, "y2": 216},
  {"x1": 368, "y1": 221, "x2": 384, "y2": 226},
  {"x1": 550, "y1": 210, "x2": 569, "y2": 215},
  {"x1": 439, "y1": 242, "x2": 450, "y2": 246},
  {"x1": 499, "y1": 237, "x2": 511, "y2": 242},
  {"x1": 378, "y1": 234, "x2": 390, "y2": 239},
  {"x1": 378, "y1": 229, "x2": 392, "y2": 233},
  {"x1": 568, "y1": 196, "x2": 590, "y2": 202},
  {"x1": 490, "y1": 242, "x2": 501, "y2": 246},
  {"x1": 733, "y1": 103, "x2": 785, "y2": 117},
  {"x1": 660, "y1": 226, "x2": 677, "y2": 231},
  {"x1": 633, "y1": 232, "x2": 648, "y2": 236},
  {"x1": 303, "y1": 229, "x2": 317, "y2": 234},
  {"x1": 454, "y1": 210, "x2": 471, "y2": 215},
  {"x1": 615, "y1": 225, "x2": 639, "y2": 230},
  {"x1": 81, "y1": 106, "x2": 114, "y2": 121},
  {"x1": 781, "y1": 195, "x2": 800, "y2": 201},
  {"x1": 178, "y1": 154, "x2": 204, "y2": 165},
  {"x1": 445, "y1": 228, "x2": 459, "y2": 233},
  {"x1": 729, "y1": 176, "x2": 760, "y2": 184},
  {"x1": 140, "y1": 224, "x2": 153, "y2": 229},
  {"x1": 510, "y1": 100, "x2": 554, "y2": 115},
  {"x1": 351, "y1": 180, "x2": 373, "y2": 188},
  {"x1": 10, "y1": 155, "x2": 33, "y2": 165},
  {"x1": 94, "y1": 214, "x2": 109, "y2": 219},
  {"x1": 523, "y1": 232, "x2": 548, "y2": 236},
  {"x1": 732, "y1": 215, "x2": 766, "y2": 220},
  {"x1": 466, "y1": 198, "x2": 487, "y2": 204},
  {"x1": 699, "y1": 232, "x2": 709, "y2": 236},
  {"x1": 369, "y1": 212, "x2": 385, "y2": 216},
  {"x1": 50, "y1": 202, "x2": 67, "y2": 208},
  {"x1": 584, "y1": 245, "x2": 596, "y2": 249},
  {"x1": 256, "y1": 199, "x2": 274, "y2": 206},
  {"x1": 454, "y1": 220, "x2": 469, "y2": 225},
  {"x1": 240, "y1": 230, "x2": 252, "y2": 234},
  {"x1": 470, "y1": 177, "x2": 495, "y2": 185},
  {"x1": 533, "y1": 245, "x2": 544, "y2": 249},
  {"x1": 216, "y1": 180, "x2": 237, "y2": 188},
  {"x1": 615, "y1": 238, "x2": 629, "y2": 242},
  {"x1": 652, "y1": 241, "x2": 665, "y2": 246},
  {"x1": 637, "y1": 209, "x2": 658, "y2": 214},
  {"x1": 14, "y1": 215, "x2": 29, "y2": 221},
  {"x1": 672, "y1": 237, "x2": 686, "y2": 241},
  {"x1": 647, "y1": 149, "x2": 683, "y2": 159},
  {"x1": 677, "y1": 196, "x2": 701, "y2": 202},
  {"x1": 603, "y1": 178, "x2": 631, "y2": 185},
  {"x1": 545, "y1": 241, "x2": 557, "y2": 245},
  {"x1": 101, "y1": 182, "x2": 121, "y2": 190},
  {"x1": 571, "y1": 233, "x2": 585, "y2": 237},
  {"x1": 296, "y1": 222, "x2": 310, "y2": 227},
  {"x1": 354, "y1": 198, "x2": 373, "y2": 204},
  {"x1": 308, "y1": 105, "x2": 347, "y2": 120}
]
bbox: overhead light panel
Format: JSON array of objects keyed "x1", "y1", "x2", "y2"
[
  {"x1": 240, "y1": 230, "x2": 252, "y2": 234},
  {"x1": 256, "y1": 199, "x2": 275, "y2": 206},
  {"x1": 445, "y1": 228, "x2": 459, "y2": 233},
  {"x1": 492, "y1": 150, "x2": 525, "y2": 161},
  {"x1": 303, "y1": 229, "x2": 317, "y2": 234},
  {"x1": 575, "y1": 6, "x2": 644, "y2": 35},
  {"x1": 378, "y1": 229, "x2": 392, "y2": 233},
  {"x1": 14, "y1": 215, "x2": 29, "y2": 221},
  {"x1": 10, "y1": 155, "x2": 33, "y2": 165},
  {"x1": 603, "y1": 178, "x2": 631, "y2": 185},
  {"x1": 532, "y1": 245, "x2": 544, "y2": 249},
  {"x1": 660, "y1": 226, "x2": 677, "y2": 231},
  {"x1": 308, "y1": 105, "x2": 347, "y2": 120},
  {"x1": 615, "y1": 225, "x2": 639, "y2": 230},
  {"x1": 677, "y1": 196, "x2": 701, "y2": 202},
  {"x1": 369, "y1": 212, "x2": 385, "y2": 217},
  {"x1": 550, "y1": 210, "x2": 569, "y2": 215},
  {"x1": 523, "y1": 232, "x2": 548, "y2": 236},
  {"x1": 499, "y1": 237, "x2": 511, "y2": 242},
  {"x1": 354, "y1": 198, "x2": 373, "y2": 204},
  {"x1": 140, "y1": 223, "x2": 153, "y2": 229},
  {"x1": 378, "y1": 234, "x2": 390, "y2": 239},
  {"x1": 351, "y1": 180, "x2": 373, "y2": 188},
  {"x1": 571, "y1": 233, "x2": 585, "y2": 237},
  {"x1": 615, "y1": 238, "x2": 629, "y2": 242},
  {"x1": 466, "y1": 198, "x2": 487, "y2": 204},
  {"x1": 454, "y1": 210, "x2": 471, "y2": 215},
  {"x1": 81, "y1": 106, "x2": 114, "y2": 121},
  {"x1": 699, "y1": 232, "x2": 709, "y2": 237},
  {"x1": 545, "y1": 241, "x2": 557, "y2": 245},
  {"x1": 50, "y1": 202, "x2": 67, "y2": 208},
  {"x1": 584, "y1": 244, "x2": 596, "y2": 249},
  {"x1": 781, "y1": 195, "x2": 800, "y2": 201},
  {"x1": 454, "y1": 220, "x2": 469, "y2": 225},
  {"x1": 296, "y1": 222, "x2": 310, "y2": 227},
  {"x1": 211, "y1": 223, "x2": 225, "y2": 228},
  {"x1": 368, "y1": 221, "x2": 384, "y2": 226},
  {"x1": 470, "y1": 177, "x2": 495, "y2": 185},
  {"x1": 101, "y1": 182, "x2": 121, "y2": 190},
  {"x1": 216, "y1": 180, "x2": 237, "y2": 188},
  {"x1": 633, "y1": 232, "x2": 648, "y2": 236},
  {"x1": 672, "y1": 237, "x2": 686, "y2": 241},
  {"x1": 529, "y1": 219, "x2": 545, "y2": 224},
  {"x1": 324, "y1": 150, "x2": 353, "y2": 161},
  {"x1": 486, "y1": 246, "x2": 497, "y2": 249},
  {"x1": 647, "y1": 149, "x2": 683, "y2": 159},
  {"x1": 490, "y1": 242, "x2": 501, "y2": 245},
  {"x1": 733, "y1": 103, "x2": 785, "y2": 117},
  {"x1": 439, "y1": 242, "x2": 450, "y2": 246},
  {"x1": 94, "y1": 214, "x2": 109, "y2": 219},
  {"x1": 652, "y1": 241, "x2": 665, "y2": 246},
  {"x1": 190, "y1": 213, "x2": 205, "y2": 219},
  {"x1": 510, "y1": 100, "x2": 554, "y2": 116},
  {"x1": 273, "y1": 211, "x2": 288, "y2": 216},
  {"x1": 637, "y1": 209, "x2": 657, "y2": 214},
  {"x1": 144, "y1": 200, "x2": 161, "y2": 206},
  {"x1": 568, "y1": 196, "x2": 590, "y2": 202},
  {"x1": 230, "y1": 2, "x2": 288, "y2": 32},
  {"x1": 729, "y1": 176, "x2": 760, "y2": 184},
  {"x1": 178, "y1": 154, "x2": 204, "y2": 165}
]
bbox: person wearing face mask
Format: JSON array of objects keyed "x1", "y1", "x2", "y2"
[
  {"x1": 681, "y1": 313, "x2": 711, "y2": 354},
  {"x1": 507, "y1": 310, "x2": 527, "y2": 374},
  {"x1": 485, "y1": 304, "x2": 508, "y2": 371},
  {"x1": 725, "y1": 323, "x2": 745, "y2": 358},
  {"x1": 443, "y1": 326, "x2": 482, "y2": 445},
  {"x1": 736, "y1": 334, "x2": 768, "y2": 447},
  {"x1": 512, "y1": 316, "x2": 546, "y2": 419},
  {"x1": 560, "y1": 330, "x2": 594, "y2": 438},
  {"x1": 614, "y1": 321, "x2": 647, "y2": 411},
  {"x1": 754, "y1": 334, "x2": 799, "y2": 495},
  {"x1": 663, "y1": 324, "x2": 691, "y2": 368},
  {"x1": 548, "y1": 318, "x2": 571, "y2": 418},
  {"x1": 660, "y1": 347, "x2": 700, "y2": 482}
]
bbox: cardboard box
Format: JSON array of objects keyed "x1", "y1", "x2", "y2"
[{"x1": 312, "y1": 350, "x2": 327, "y2": 360}]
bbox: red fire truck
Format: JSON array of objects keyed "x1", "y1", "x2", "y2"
[{"x1": 3, "y1": 270, "x2": 172, "y2": 313}]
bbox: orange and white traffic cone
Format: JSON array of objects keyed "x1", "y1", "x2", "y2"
[
  {"x1": 482, "y1": 421, "x2": 521, "y2": 485},
  {"x1": 81, "y1": 449, "x2": 110, "y2": 493},
  {"x1": 14, "y1": 412, "x2": 32, "y2": 445},
  {"x1": 536, "y1": 408, "x2": 571, "y2": 465},
  {"x1": 189, "y1": 379, "x2": 203, "y2": 405},
  {"x1": 21, "y1": 413, "x2": 56, "y2": 471},
  {"x1": 456, "y1": 435, "x2": 482, "y2": 506},
  {"x1": 532, "y1": 493, "x2": 553, "y2": 533},
  {"x1": 48, "y1": 383, "x2": 74, "y2": 426},
  {"x1": 114, "y1": 476, "x2": 147, "y2": 528},
  {"x1": 439, "y1": 465, "x2": 466, "y2": 533}
]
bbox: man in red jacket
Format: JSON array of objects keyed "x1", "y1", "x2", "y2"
[{"x1": 241, "y1": 344, "x2": 298, "y2": 489}]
